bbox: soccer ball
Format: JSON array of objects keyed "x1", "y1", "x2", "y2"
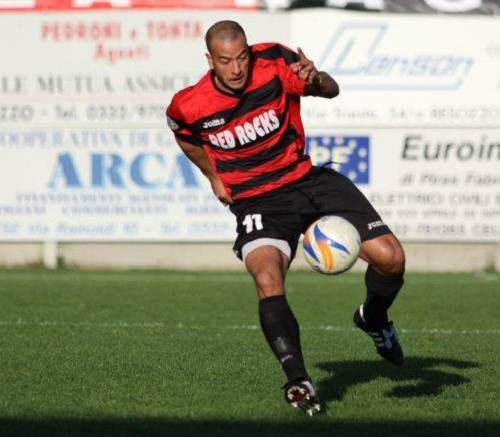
[{"x1": 303, "y1": 215, "x2": 361, "y2": 275}]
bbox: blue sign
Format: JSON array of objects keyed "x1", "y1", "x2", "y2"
[
  {"x1": 48, "y1": 153, "x2": 199, "y2": 190},
  {"x1": 305, "y1": 135, "x2": 370, "y2": 184}
]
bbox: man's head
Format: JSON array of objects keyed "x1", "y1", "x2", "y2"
[{"x1": 205, "y1": 21, "x2": 250, "y2": 93}]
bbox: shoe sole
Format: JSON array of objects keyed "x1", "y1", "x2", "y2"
[
  {"x1": 290, "y1": 396, "x2": 322, "y2": 416},
  {"x1": 286, "y1": 384, "x2": 323, "y2": 416}
]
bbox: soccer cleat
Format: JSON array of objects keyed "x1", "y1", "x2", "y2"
[
  {"x1": 353, "y1": 305, "x2": 404, "y2": 366},
  {"x1": 283, "y1": 378, "x2": 322, "y2": 416}
]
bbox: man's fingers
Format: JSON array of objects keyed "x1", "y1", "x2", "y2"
[
  {"x1": 298, "y1": 70, "x2": 308, "y2": 81},
  {"x1": 298, "y1": 63, "x2": 315, "y2": 81},
  {"x1": 298, "y1": 53, "x2": 310, "y2": 67},
  {"x1": 297, "y1": 47, "x2": 307, "y2": 61},
  {"x1": 292, "y1": 61, "x2": 309, "y2": 75},
  {"x1": 299, "y1": 63, "x2": 314, "y2": 74},
  {"x1": 293, "y1": 48, "x2": 317, "y2": 82}
]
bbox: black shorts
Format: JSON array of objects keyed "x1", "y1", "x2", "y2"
[{"x1": 229, "y1": 166, "x2": 391, "y2": 261}]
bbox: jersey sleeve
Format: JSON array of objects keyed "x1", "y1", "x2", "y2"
[
  {"x1": 273, "y1": 44, "x2": 308, "y2": 97},
  {"x1": 166, "y1": 94, "x2": 203, "y2": 147}
]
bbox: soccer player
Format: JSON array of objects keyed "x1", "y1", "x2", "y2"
[{"x1": 166, "y1": 20, "x2": 406, "y2": 416}]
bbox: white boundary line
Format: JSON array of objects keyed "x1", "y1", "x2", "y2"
[
  {"x1": 0, "y1": 320, "x2": 499, "y2": 335},
  {"x1": 0, "y1": 273, "x2": 497, "y2": 284}
]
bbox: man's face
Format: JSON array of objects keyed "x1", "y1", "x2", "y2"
[{"x1": 206, "y1": 35, "x2": 250, "y2": 93}]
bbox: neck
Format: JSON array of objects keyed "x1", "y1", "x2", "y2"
[
  {"x1": 215, "y1": 75, "x2": 233, "y2": 94},
  {"x1": 212, "y1": 73, "x2": 240, "y2": 95}
]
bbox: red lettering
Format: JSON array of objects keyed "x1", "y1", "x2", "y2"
[{"x1": 41, "y1": 21, "x2": 121, "y2": 42}]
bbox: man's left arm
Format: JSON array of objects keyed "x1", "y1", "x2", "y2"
[{"x1": 290, "y1": 48, "x2": 339, "y2": 99}]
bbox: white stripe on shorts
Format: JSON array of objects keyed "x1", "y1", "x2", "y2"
[{"x1": 241, "y1": 238, "x2": 291, "y2": 262}]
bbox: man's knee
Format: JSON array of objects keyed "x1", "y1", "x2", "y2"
[
  {"x1": 378, "y1": 240, "x2": 405, "y2": 275},
  {"x1": 253, "y1": 270, "x2": 283, "y2": 296},
  {"x1": 361, "y1": 234, "x2": 406, "y2": 276}
]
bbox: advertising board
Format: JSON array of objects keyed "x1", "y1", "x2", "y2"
[
  {"x1": 0, "y1": 9, "x2": 498, "y2": 242},
  {"x1": 306, "y1": 129, "x2": 500, "y2": 242}
]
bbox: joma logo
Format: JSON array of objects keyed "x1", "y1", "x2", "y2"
[{"x1": 203, "y1": 118, "x2": 225, "y2": 129}]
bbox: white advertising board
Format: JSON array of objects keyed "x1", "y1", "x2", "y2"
[
  {"x1": 0, "y1": 9, "x2": 499, "y2": 242},
  {"x1": 292, "y1": 10, "x2": 500, "y2": 128},
  {"x1": 0, "y1": 11, "x2": 288, "y2": 128},
  {"x1": 0, "y1": 11, "x2": 288, "y2": 241},
  {"x1": 305, "y1": 128, "x2": 500, "y2": 242},
  {"x1": 0, "y1": 128, "x2": 237, "y2": 241},
  {"x1": 295, "y1": 10, "x2": 500, "y2": 242}
]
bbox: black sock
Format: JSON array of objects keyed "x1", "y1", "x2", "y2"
[
  {"x1": 363, "y1": 265, "x2": 404, "y2": 328},
  {"x1": 259, "y1": 295, "x2": 307, "y2": 382}
]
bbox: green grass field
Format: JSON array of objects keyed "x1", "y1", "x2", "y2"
[{"x1": 1, "y1": 269, "x2": 499, "y2": 436}]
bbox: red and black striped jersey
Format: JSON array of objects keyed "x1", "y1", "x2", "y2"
[{"x1": 166, "y1": 42, "x2": 312, "y2": 200}]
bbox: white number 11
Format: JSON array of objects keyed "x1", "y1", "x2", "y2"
[{"x1": 242, "y1": 214, "x2": 263, "y2": 233}]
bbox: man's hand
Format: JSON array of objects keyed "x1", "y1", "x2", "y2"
[
  {"x1": 290, "y1": 47, "x2": 339, "y2": 98},
  {"x1": 210, "y1": 177, "x2": 233, "y2": 206},
  {"x1": 290, "y1": 47, "x2": 318, "y2": 84},
  {"x1": 174, "y1": 137, "x2": 233, "y2": 206}
]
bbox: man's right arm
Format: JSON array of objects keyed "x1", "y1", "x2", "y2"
[{"x1": 175, "y1": 137, "x2": 233, "y2": 205}]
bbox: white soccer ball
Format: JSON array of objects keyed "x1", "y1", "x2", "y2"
[{"x1": 303, "y1": 215, "x2": 361, "y2": 275}]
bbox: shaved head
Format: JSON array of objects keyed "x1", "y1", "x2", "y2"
[{"x1": 205, "y1": 20, "x2": 247, "y2": 53}]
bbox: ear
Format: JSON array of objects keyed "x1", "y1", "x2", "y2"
[{"x1": 206, "y1": 52, "x2": 214, "y2": 69}]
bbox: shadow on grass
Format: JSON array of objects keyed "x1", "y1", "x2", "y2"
[
  {"x1": 1, "y1": 418, "x2": 499, "y2": 437},
  {"x1": 316, "y1": 356, "x2": 479, "y2": 401},
  {"x1": 0, "y1": 358, "x2": 489, "y2": 437}
]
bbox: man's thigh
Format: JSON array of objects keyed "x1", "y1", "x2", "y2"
[{"x1": 302, "y1": 167, "x2": 393, "y2": 242}]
